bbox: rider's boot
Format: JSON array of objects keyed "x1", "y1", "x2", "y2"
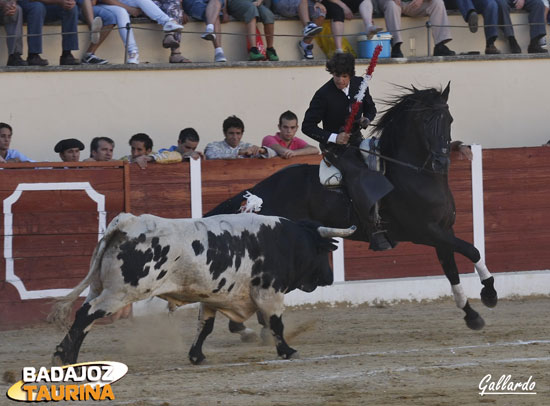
[{"x1": 367, "y1": 211, "x2": 392, "y2": 252}]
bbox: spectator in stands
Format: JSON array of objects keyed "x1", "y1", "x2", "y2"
[
  {"x1": 19, "y1": 0, "x2": 81, "y2": 65},
  {"x1": 153, "y1": 0, "x2": 192, "y2": 63},
  {"x1": 498, "y1": 0, "x2": 547, "y2": 53},
  {"x1": 159, "y1": 127, "x2": 205, "y2": 160},
  {"x1": 323, "y1": 0, "x2": 382, "y2": 54},
  {"x1": 375, "y1": 0, "x2": 456, "y2": 57},
  {"x1": 270, "y1": 0, "x2": 325, "y2": 60},
  {"x1": 205, "y1": 115, "x2": 276, "y2": 159},
  {"x1": 453, "y1": 0, "x2": 501, "y2": 54},
  {"x1": 120, "y1": 132, "x2": 155, "y2": 168},
  {"x1": 84, "y1": 136, "x2": 115, "y2": 161},
  {"x1": 227, "y1": 0, "x2": 279, "y2": 61},
  {"x1": 0, "y1": 122, "x2": 34, "y2": 162},
  {"x1": 77, "y1": 1, "x2": 114, "y2": 64},
  {"x1": 55, "y1": 138, "x2": 85, "y2": 161},
  {"x1": 262, "y1": 110, "x2": 319, "y2": 158},
  {"x1": 185, "y1": 0, "x2": 228, "y2": 62},
  {"x1": 0, "y1": 0, "x2": 27, "y2": 66},
  {"x1": 99, "y1": 0, "x2": 184, "y2": 63}
]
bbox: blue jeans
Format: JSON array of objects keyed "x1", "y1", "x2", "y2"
[
  {"x1": 455, "y1": 0, "x2": 499, "y2": 40},
  {"x1": 19, "y1": 0, "x2": 79, "y2": 54}
]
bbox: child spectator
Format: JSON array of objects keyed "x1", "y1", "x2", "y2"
[{"x1": 185, "y1": 0, "x2": 228, "y2": 62}]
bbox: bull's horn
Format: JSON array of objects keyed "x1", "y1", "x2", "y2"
[{"x1": 317, "y1": 225, "x2": 357, "y2": 238}]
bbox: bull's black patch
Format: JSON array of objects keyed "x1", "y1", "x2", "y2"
[
  {"x1": 251, "y1": 277, "x2": 261, "y2": 286},
  {"x1": 261, "y1": 273, "x2": 273, "y2": 289},
  {"x1": 212, "y1": 278, "x2": 226, "y2": 293},
  {"x1": 192, "y1": 240, "x2": 204, "y2": 256},
  {"x1": 174, "y1": 256, "x2": 181, "y2": 262},
  {"x1": 157, "y1": 270, "x2": 167, "y2": 280},
  {"x1": 227, "y1": 282, "x2": 235, "y2": 292},
  {"x1": 117, "y1": 234, "x2": 172, "y2": 287},
  {"x1": 152, "y1": 237, "x2": 170, "y2": 270}
]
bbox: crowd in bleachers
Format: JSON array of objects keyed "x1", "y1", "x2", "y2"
[
  {"x1": 0, "y1": 0, "x2": 548, "y2": 66},
  {"x1": 0, "y1": 112, "x2": 320, "y2": 164}
]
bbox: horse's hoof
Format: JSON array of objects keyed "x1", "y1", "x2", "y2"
[
  {"x1": 481, "y1": 288, "x2": 498, "y2": 308},
  {"x1": 260, "y1": 327, "x2": 274, "y2": 346},
  {"x1": 189, "y1": 355, "x2": 206, "y2": 365},
  {"x1": 239, "y1": 328, "x2": 258, "y2": 343},
  {"x1": 464, "y1": 314, "x2": 485, "y2": 330}
]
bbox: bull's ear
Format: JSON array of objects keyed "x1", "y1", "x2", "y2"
[{"x1": 442, "y1": 81, "x2": 451, "y2": 101}]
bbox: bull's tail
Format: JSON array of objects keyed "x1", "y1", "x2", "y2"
[{"x1": 48, "y1": 213, "x2": 133, "y2": 328}]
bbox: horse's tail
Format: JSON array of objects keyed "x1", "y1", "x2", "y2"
[
  {"x1": 47, "y1": 213, "x2": 132, "y2": 328},
  {"x1": 205, "y1": 164, "x2": 313, "y2": 218}
]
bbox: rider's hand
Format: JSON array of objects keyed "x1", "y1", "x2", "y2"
[
  {"x1": 359, "y1": 117, "x2": 370, "y2": 129},
  {"x1": 336, "y1": 132, "x2": 350, "y2": 145}
]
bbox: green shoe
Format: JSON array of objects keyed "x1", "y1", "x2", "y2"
[
  {"x1": 249, "y1": 48, "x2": 264, "y2": 61},
  {"x1": 266, "y1": 47, "x2": 279, "y2": 61}
]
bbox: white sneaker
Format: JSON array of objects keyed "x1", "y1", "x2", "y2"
[
  {"x1": 127, "y1": 52, "x2": 139, "y2": 64},
  {"x1": 215, "y1": 49, "x2": 227, "y2": 62},
  {"x1": 302, "y1": 22, "x2": 322, "y2": 39},
  {"x1": 163, "y1": 19, "x2": 183, "y2": 32},
  {"x1": 91, "y1": 16, "x2": 102, "y2": 44},
  {"x1": 201, "y1": 27, "x2": 216, "y2": 42}
]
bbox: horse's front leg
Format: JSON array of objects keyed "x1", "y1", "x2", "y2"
[
  {"x1": 436, "y1": 246, "x2": 485, "y2": 330},
  {"x1": 451, "y1": 237, "x2": 498, "y2": 308}
]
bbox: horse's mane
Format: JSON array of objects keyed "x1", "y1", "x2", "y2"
[{"x1": 372, "y1": 85, "x2": 447, "y2": 156}]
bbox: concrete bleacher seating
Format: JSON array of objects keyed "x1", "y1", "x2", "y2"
[{"x1": 0, "y1": 9, "x2": 543, "y2": 65}]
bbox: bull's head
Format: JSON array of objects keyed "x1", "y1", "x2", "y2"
[{"x1": 298, "y1": 225, "x2": 357, "y2": 292}]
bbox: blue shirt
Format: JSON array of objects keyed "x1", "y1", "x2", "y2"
[
  {"x1": 4, "y1": 149, "x2": 35, "y2": 162},
  {"x1": 158, "y1": 145, "x2": 178, "y2": 153}
]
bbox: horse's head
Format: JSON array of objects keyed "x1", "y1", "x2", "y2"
[{"x1": 375, "y1": 83, "x2": 454, "y2": 175}]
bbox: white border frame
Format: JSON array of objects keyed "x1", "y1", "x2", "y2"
[{"x1": 3, "y1": 182, "x2": 105, "y2": 299}]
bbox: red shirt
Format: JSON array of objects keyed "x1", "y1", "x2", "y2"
[{"x1": 262, "y1": 133, "x2": 309, "y2": 150}]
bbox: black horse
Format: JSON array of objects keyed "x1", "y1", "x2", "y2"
[{"x1": 207, "y1": 83, "x2": 497, "y2": 333}]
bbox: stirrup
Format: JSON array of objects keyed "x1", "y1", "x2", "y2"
[{"x1": 369, "y1": 230, "x2": 393, "y2": 251}]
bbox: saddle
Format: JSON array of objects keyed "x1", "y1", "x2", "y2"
[{"x1": 319, "y1": 137, "x2": 382, "y2": 187}]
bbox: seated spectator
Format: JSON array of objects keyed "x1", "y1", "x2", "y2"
[
  {"x1": 0, "y1": 122, "x2": 34, "y2": 162},
  {"x1": 19, "y1": 0, "x2": 81, "y2": 65},
  {"x1": 83, "y1": 136, "x2": 115, "y2": 161},
  {"x1": 99, "y1": 0, "x2": 184, "y2": 63},
  {"x1": 498, "y1": 0, "x2": 547, "y2": 53},
  {"x1": 375, "y1": 0, "x2": 456, "y2": 57},
  {"x1": 453, "y1": 0, "x2": 503, "y2": 54},
  {"x1": 0, "y1": 0, "x2": 27, "y2": 66},
  {"x1": 120, "y1": 132, "x2": 155, "y2": 168},
  {"x1": 323, "y1": 0, "x2": 382, "y2": 54},
  {"x1": 77, "y1": 1, "x2": 113, "y2": 64},
  {"x1": 159, "y1": 127, "x2": 205, "y2": 160},
  {"x1": 55, "y1": 138, "x2": 85, "y2": 161},
  {"x1": 205, "y1": 115, "x2": 276, "y2": 159},
  {"x1": 262, "y1": 110, "x2": 319, "y2": 158},
  {"x1": 152, "y1": 0, "x2": 192, "y2": 63},
  {"x1": 184, "y1": 0, "x2": 228, "y2": 62},
  {"x1": 270, "y1": 0, "x2": 325, "y2": 60},
  {"x1": 227, "y1": 0, "x2": 279, "y2": 61}
]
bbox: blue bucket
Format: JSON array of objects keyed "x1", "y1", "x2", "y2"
[{"x1": 358, "y1": 32, "x2": 392, "y2": 59}]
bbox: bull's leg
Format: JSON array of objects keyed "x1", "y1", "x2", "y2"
[
  {"x1": 436, "y1": 246, "x2": 485, "y2": 330},
  {"x1": 189, "y1": 303, "x2": 216, "y2": 365},
  {"x1": 449, "y1": 236, "x2": 497, "y2": 308},
  {"x1": 228, "y1": 320, "x2": 257, "y2": 343},
  {"x1": 257, "y1": 311, "x2": 274, "y2": 345},
  {"x1": 52, "y1": 303, "x2": 106, "y2": 366},
  {"x1": 254, "y1": 293, "x2": 298, "y2": 359}
]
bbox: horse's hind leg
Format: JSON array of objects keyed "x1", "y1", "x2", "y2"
[
  {"x1": 436, "y1": 247, "x2": 485, "y2": 330},
  {"x1": 452, "y1": 237, "x2": 498, "y2": 308}
]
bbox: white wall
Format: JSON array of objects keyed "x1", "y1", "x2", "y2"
[{"x1": 1, "y1": 55, "x2": 549, "y2": 162}]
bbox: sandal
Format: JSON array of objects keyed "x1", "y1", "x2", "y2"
[{"x1": 169, "y1": 52, "x2": 191, "y2": 63}]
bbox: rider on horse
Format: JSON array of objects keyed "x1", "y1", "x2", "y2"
[{"x1": 302, "y1": 52, "x2": 394, "y2": 251}]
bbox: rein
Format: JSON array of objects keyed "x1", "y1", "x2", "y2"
[{"x1": 352, "y1": 144, "x2": 435, "y2": 174}]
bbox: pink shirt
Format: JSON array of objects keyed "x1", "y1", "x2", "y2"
[{"x1": 262, "y1": 133, "x2": 309, "y2": 150}]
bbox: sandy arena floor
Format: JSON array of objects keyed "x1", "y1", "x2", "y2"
[{"x1": 1, "y1": 296, "x2": 549, "y2": 406}]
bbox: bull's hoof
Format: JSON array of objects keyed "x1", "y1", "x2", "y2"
[
  {"x1": 464, "y1": 314, "x2": 485, "y2": 330},
  {"x1": 239, "y1": 328, "x2": 258, "y2": 343},
  {"x1": 481, "y1": 277, "x2": 498, "y2": 308},
  {"x1": 51, "y1": 353, "x2": 64, "y2": 366},
  {"x1": 260, "y1": 327, "x2": 274, "y2": 346},
  {"x1": 280, "y1": 349, "x2": 299, "y2": 360}
]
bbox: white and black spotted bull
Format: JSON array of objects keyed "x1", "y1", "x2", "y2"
[{"x1": 49, "y1": 212, "x2": 355, "y2": 365}]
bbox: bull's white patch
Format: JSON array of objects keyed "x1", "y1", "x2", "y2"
[{"x1": 6, "y1": 361, "x2": 127, "y2": 402}]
